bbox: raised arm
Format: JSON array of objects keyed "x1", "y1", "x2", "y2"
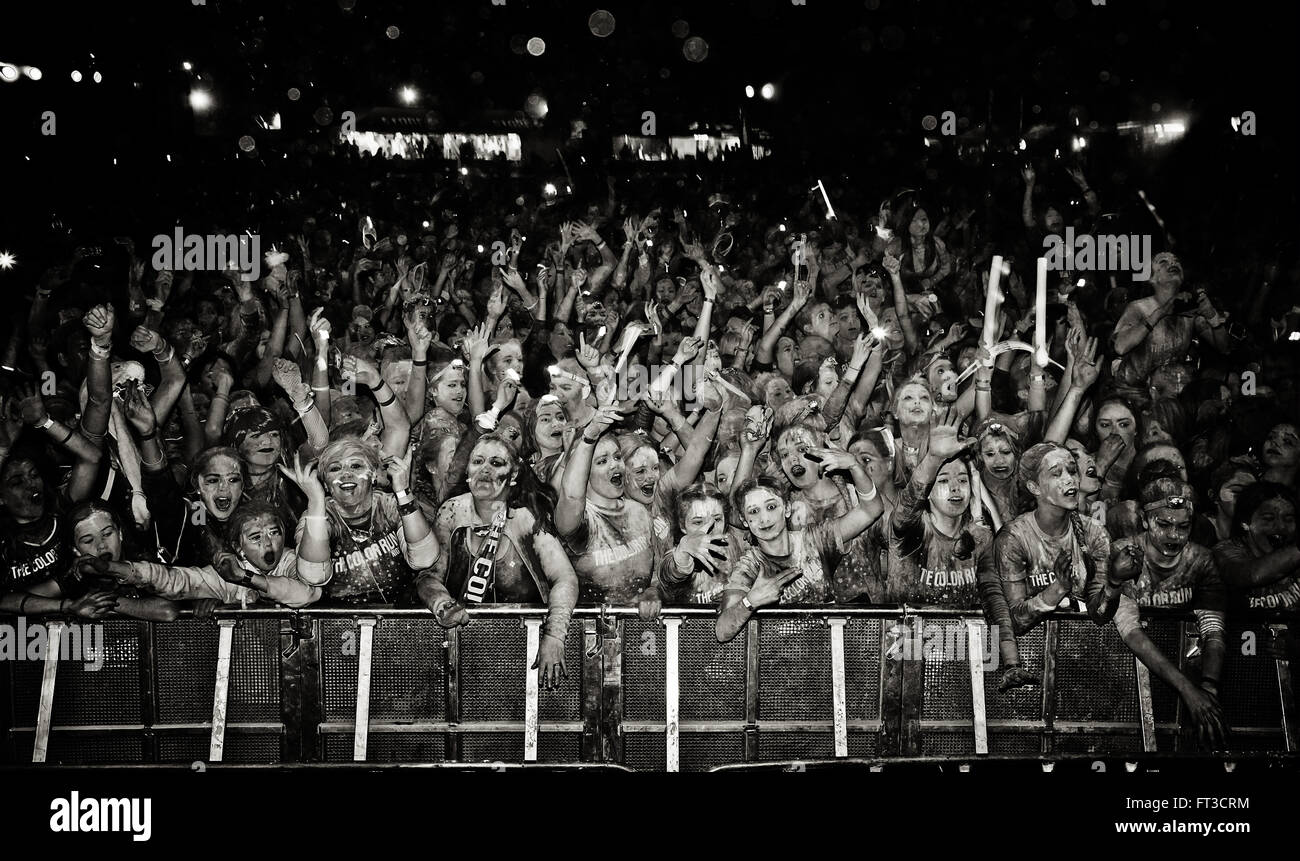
[
  {"x1": 346, "y1": 355, "x2": 409, "y2": 458},
  {"x1": 554, "y1": 404, "x2": 621, "y2": 536}
]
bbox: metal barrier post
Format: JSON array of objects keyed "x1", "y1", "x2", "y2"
[
  {"x1": 664, "y1": 617, "x2": 681, "y2": 772},
  {"x1": 581, "y1": 619, "x2": 601, "y2": 761},
  {"x1": 281, "y1": 614, "x2": 321, "y2": 763},
  {"x1": 138, "y1": 620, "x2": 159, "y2": 762},
  {"x1": 828, "y1": 617, "x2": 849, "y2": 758},
  {"x1": 208, "y1": 619, "x2": 237, "y2": 762},
  {"x1": 523, "y1": 618, "x2": 541, "y2": 763},
  {"x1": 965, "y1": 619, "x2": 989, "y2": 755},
  {"x1": 1271, "y1": 624, "x2": 1297, "y2": 752},
  {"x1": 444, "y1": 626, "x2": 462, "y2": 761},
  {"x1": 600, "y1": 616, "x2": 624, "y2": 763},
  {"x1": 1040, "y1": 620, "x2": 1059, "y2": 755},
  {"x1": 1134, "y1": 658, "x2": 1157, "y2": 752},
  {"x1": 353, "y1": 618, "x2": 377, "y2": 762},
  {"x1": 32, "y1": 620, "x2": 64, "y2": 763},
  {"x1": 743, "y1": 618, "x2": 760, "y2": 761}
]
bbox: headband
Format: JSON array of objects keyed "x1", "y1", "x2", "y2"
[
  {"x1": 548, "y1": 365, "x2": 592, "y2": 399},
  {"x1": 1142, "y1": 495, "x2": 1192, "y2": 513}
]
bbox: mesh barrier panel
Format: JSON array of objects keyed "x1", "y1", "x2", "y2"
[
  {"x1": 987, "y1": 625, "x2": 1045, "y2": 722},
  {"x1": 758, "y1": 731, "x2": 835, "y2": 761},
  {"x1": 1054, "y1": 619, "x2": 1138, "y2": 722},
  {"x1": 847, "y1": 729, "x2": 879, "y2": 757},
  {"x1": 321, "y1": 618, "x2": 359, "y2": 721},
  {"x1": 1223, "y1": 625, "x2": 1282, "y2": 729},
  {"x1": 459, "y1": 619, "x2": 581, "y2": 722},
  {"x1": 158, "y1": 732, "x2": 281, "y2": 764},
  {"x1": 366, "y1": 618, "x2": 446, "y2": 721},
  {"x1": 322, "y1": 731, "x2": 446, "y2": 762},
  {"x1": 12, "y1": 732, "x2": 142, "y2": 764},
  {"x1": 622, "y1": 618, "x2": 666, "y2": 721},
  {"x1": 845, "y1": 618, "x2": 884, "y2": 721},
  {"x1": 625, "y1": 731, "x2": 743, "y2": 772},
  {"x1": 1146, "y1": 619, "x2": 1183, "y2": 728},
  {"x1": 11, "y1": 619, "x2": 140, "y2": 727},
  {"x1": 681, "y1": 618, "x2": 746, "y2": 720},
  {"x1": 921, "y1": 619, "x2": 973, "y2": 722},
  {"x1": 759, "y1": 617, "x2": 830, "y2": 721},
  {"x1": 155, "y1": 617, "x2": 280, "y2": 724},
  {"x1": 1054, "y1": 734, "x2": 1142, "y2": 755}
]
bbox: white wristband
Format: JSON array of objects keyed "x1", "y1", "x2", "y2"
[{"x1": 859, "y1": 481, "x2": 878, "y2": 502}]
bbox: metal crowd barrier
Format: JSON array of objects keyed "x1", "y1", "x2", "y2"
[{"x1": 2, "y1": 607, "x2": 1295, "y2": 771}]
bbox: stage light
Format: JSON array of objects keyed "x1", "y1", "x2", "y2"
[
  {"x1": 422, "y1": 220, "x2": 431, "y2": 228},
  {"x1": 526, "y1": 37, "x2": 546, "y2": 56},
  {"x1": 182, "y1": 61, "x2": 193, "y2": 71},
  {"x1": 399, "y1": 85, "x2": 418, "y2": 105},
  {"x1": 0, "y1": 251, "x2": 16, "y2": 270},
  {"x1": 745, "y1": 85, "x2": 755, "y2": 99},
  {"x1": 778, "y1": 223, "x2": 786, "y2": 232},
  {"x1": 543, "y1": 182, "x2": 558, "y2": 196},
  {"x1": 189, "y1": 88, "x2": 213, "y2": 111},
  {"x1": 459, "y1": 166, "x2": 469, "y2": 176},
  {"x1": 92, "y1": 71, "x2": 103, "y2": 83},
  {"x1": 0, "y1": 64, "x2": 19, "y2": 82},
  {"x1": 1230, "y1": 116, "x2": 1241, "y2": 132},
  {"x1": 71, "y1": 69, "x2": 83, "y2": 82},
  {"x1": 760, "y1": 83, "x2": 775, "y2": 100},
  {"x1": 24, "y1": 67, "x2": 41, "y2": 81},
  {"x1": 1018, "y1": 138, "x2": 1027, "y2": 151}
]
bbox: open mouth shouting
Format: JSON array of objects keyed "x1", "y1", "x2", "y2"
[
  {"x1": 213, "y1": 496, "x2": 233, "y2": 514},
  {"x1": 608, "y1": 470, "x2": 624, "y2": 489},
  {"x1": 262, "y1": 551, "x2": 277, "y2": 567}
]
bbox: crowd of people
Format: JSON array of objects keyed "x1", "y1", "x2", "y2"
[{"x1": 2, "y1": 144, "x2": 1299, "y2": 749}]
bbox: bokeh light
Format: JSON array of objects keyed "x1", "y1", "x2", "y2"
[
  {"x1": 526, "y1": 37, "x2": 546, "y2": 57},
  {"x1": 683, "y1": 37, "x2": 708, "y2": 62},
  {"x1": 588, "y1": 10, "x2": 615, "y2": 38}
]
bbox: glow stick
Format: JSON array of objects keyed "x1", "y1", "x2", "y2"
[
  {"x1": 1035, "y1": 257, "x2": 1048, "y2": 367},
  {"x1": 815, "y1": 180, "x2": 837, "y2": 220},
  {"x1": 983, "y1": 255, "x2": 1004, "y2": 349}
]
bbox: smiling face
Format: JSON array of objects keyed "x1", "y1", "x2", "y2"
[
  {"x1": 238, "y1": 430, "x2": 282, "y2": 469},
  {"x1": 741, "y1": 487, "x2": 787, "y2": 542},
  {"x1": 467, "y1": 439, "x2": 516, "y2": 503},
  {"x1": 73, "y1": 511, "x2": 122, "y2": 562},
  {"x1": 1144, "y1": 505, "x2": 1193, "y2": 559},
  {"x1": 323, "y1": 448, "x2": 375, "y2": 511},
  {"x1": 896, "y1": 382, "x2": 932, "y2": 427},
  {"x1": 432, "y1": 369, "x2": 467, "y2": 415},
  {"x1": 237, "y1": 513, "x2": 285, "y2": 572},
  {"x1": 1263, "y1": 423, "x2": 1300, "y2": 469},
  {"x1": 589, "y1": 437, "x2": 625, "y2": 499},
  {"x1": 979, "y1": 435, "x2": 1016, "y2": 482},
  {"x1": 683, "y1": 497, "x2": 726, "y2": 537},
  {"x1": 1030, "y1": 449, "x2": 1080, "y2": 511},
  {"x1": 1243, "y1": 497, "x2": 1297, "y2": 556},
  {"x1": 533, "y1": 400, "x2": 568, "y2": 452},
  {"x1": 777, "y1": 427, "x2": 820, "y2": 490},
  {"x1": 929, "y1": 459, "x2": 971, "y2": 519},
  {"x1": 0, "y1": 458, "x2": 45, "y2": 522},
  {"x1": 625, "y1": 446, "x2": 660, "y2": 505},
  {"x1": 198, "y1": 454, "x2": 244, "y2": 521},
  {"x1": 1095, "y1": 402, "x2": 1137, "y2": 447}
]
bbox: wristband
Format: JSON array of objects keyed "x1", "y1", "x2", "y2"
[
  {"x1": 139, "y1": 428, "x2": 157, "y2": 441},
  {"x1": 153, "y1": 345, "x2": 175, "y2": 364},
  {"x1": 211, "y1": 391, "x2": 230, "y2": 402},
  {"x1": 375, "y1": 393, "x2": 397, "y2": 408},
  {"x1": 395, "y1": 489, "x2": 414, "y2": 504},
  {"x1": 397, "y1": 500, "x2": 420, "y2": 517},
  {"x1": 741, "y1": 595, "x2": 755, "y2": 612},
  {"x1": 293, "y1": 399, "x2": 314, "y2": 415},
  {"x1": 90, "y1": 343, "x2": 111, "y2": 359},
  {"x1": 19, "y1": 594, "x2": 32, "y2": 615},
  {"x1": 312, "y1": 385, "x2": 330, "y2": 392},
  {"x1": 859, "y1": 481, "x2": 878, "y2": 502},
  {"x1": 38, "y1": 417, "x2": 54, "y2": 430},
  {"x1": 412, "y1": 358, "x2": 429, "y2": 367},
  {"x1": 581, "y1": 434, "x2": 600, "y2": 445}
]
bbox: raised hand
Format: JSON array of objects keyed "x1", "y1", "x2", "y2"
[
  {"x1": 746, "y1": 566, "x2": 802, "y2": 609},
  {"x1": 585, "y1": 403, "x2": 626, "y2": 439},
  {"x1": 559, "y1": 221, "x2": 575, "y2": 254},
  {"x1": 622, "y1": 216, "x2": 640, "y2": 243},
  {"x1": 341, "y1": 354, "x2": 380, "y2": 388},
  {"x1": 407, "y1": 318, "x2": 433, "y2": 359},
  {"x1": 742, "y1": 404, "x2": 775, "y2": 449},
  {"x1": 381, "y1": 449, "x2": 414, "y2": 493},
  {"x1": 700, "y1": 266, "x2": 720, "y2": 302},
  {"x1": 1108, "y1": 541, "x2": 1144, "y2": 583},
  {"x1": 308, "y1": 307, "x2": 332, "y2": 343},
  {"x1": 1021, "y1": 163, "x2": 1036, "y2": 184},
  {"x1": 673, "y1": 335, "x2": 703, "y2": 364},
  {"x1": 677, "y1": 532, "x2": 730, "y2": 574},
  {"x1": 501, "y1": 267, "x2": 527, "y2": 294},
  {"x1": 123, "y1": 384, "x2": 157, "y2": 436},
  {"x1": 82, "y1": 303, "x2": 116, "y2": 346},
  {"x1": 278, "y1": 453, "x2": 327, "y2": 510},
  {"x1": 881, "y1": 253, "x2": 901, "y2": 277},
  {"x1": 462, "y1": 322, "x2": 491, "y2": 364},
  {"x1": 569, "y1": 267, "x2": 588, "y2": 291},
  {"x1": 791, "y1": 279, "x2": 812, "y2": 307},
  {"x1": 928, "y1": 411, "x2": 972, "y2": 460},
  {"x1": 271, "y1": 357, "x2": 306, "y2": 398},
  {"x1": 806, "y1": 447, "x2": 859, "y2": 475},
  {"x1": 575, "y1": 332, "x2": 602, "y2": 370},
  {"x1": 486, "y1": 282, "x2": 508, "y2": 319},
  {"x1": 1070, "y1": 336, "x2": 1101, "y2": 391},
  {"x1": 18, "y1": 384, "x2": 50, "y2": 429},
  {"x1": 850, "y1": 332, "x2": 875, "y2": 369}
]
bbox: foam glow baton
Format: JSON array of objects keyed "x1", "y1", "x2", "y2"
[
  {"x1": 983, "y1": 255, "x2": 1004, "y2": 349},
  {"x1": 815, "y1": 180, "x2": 837, "y2": 220},
  {"x1": 1035, "y1": 257, "x2": 1049, "y2": 368},
  {"x1": 613, "y1": 322, "x2": 647, "y2": 374}
]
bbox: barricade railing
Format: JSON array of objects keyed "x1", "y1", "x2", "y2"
[{"x1": 2, "y1": 606, "x2": 1295, "y2": 771}]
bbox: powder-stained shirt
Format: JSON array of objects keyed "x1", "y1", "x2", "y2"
[
  {"x1": 886, "y1": 468, "x2": 995, "y2": 608},
  {"x1": 725, "y1": 522, "x2": 846, "y2": 605},
  {"x1": 1212, "y1": 537, "x2": 1300, "y2": 610},
  {"x1": 790, "y1": 480, "x2": 881, "y2": 603},
  {"x1": 995, "y1": 511, "x2": 1111, "y2": 633},
  {"x1": 1110, "y1": 536, "x2": 1225, "y2": 640},
  {"x1": 1, "y1": 514, "x2": 69, "y2": 593},
  {"x1": 561, "y1": 496, "x2": 655, "y2": 604}
]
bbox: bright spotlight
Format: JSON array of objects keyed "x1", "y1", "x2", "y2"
[
  {"x1": 0, "y1": 64, "x2": 19, "y2": 82},
  {"x1": 24, "y1": 67, "x2": 42, "y2": 81},
  {"x1": 543, "y1": 182, "x2": 558, "y2": 197},
  {"x1": 182, "y1": 61, "x2": 193, "y2": 71},
  {"x1": 189, "y1": 88, "x2": 213, "y2": 111},
  {"x1": 92, "y1": 70, "x2": 103, "y2": 84},
  {"x1": 459, "y1": 166, "x2": 469, "y2": 176},
  {"x1": 1018, "y1": 138, "x2": 1027, "y2": 151},
  {"x1": 0, "y1": 251, "x2": 15, "y2": 270},
  {"x1": 399, "y1": 85, "x2": 418, "y2": 105},
  {"x1": 760, "y1": 83, "x2": 775, "y2": 100},
  {"x1": 71, "y1": 69, "x2": 82, "y2": 82},
  {"x1": 744, "y1": 85, "x2": 755, "y2": 99}
]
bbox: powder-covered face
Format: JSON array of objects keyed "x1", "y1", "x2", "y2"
[
  {"x1": 238, "y1": 430, "x2": 282, "y2": 469},
  {"x1": 1031, "y1": 449, "x2": 1080, "y2": 511},
  {"x1": 198, "y1": 454, "x2": 244, "y2": 521},
  {"x1": 1244, "y1": 498, "x2": 1297, "y2": 556},
  {"x1": 775, "y1": 336, "x2": 798, "y2": 368},
  {"x1": 896, "y1": 383, "x2": 932, "y2": 426},
  {"x1": 1065, "y1": 440, "x2": 1101, "y2": 496},
  {"x1": 548, "y1": 375, "x2": 586, "y2": 407},
  {"x1": 741, "y1": 487, "x2": 787, "y2": 542},
  {"x1": 1263, "y1": 423, "x2": 1300, "y2": 469},
  {"x1": 323, "y1": 450, "x2": 374, "y2": 510},
  {"x1": 533, "y1": 401, "x2": 568, "y2": 452},
  {"x1": 805, "y1": 303, "x2": 837, "y2": 341},
  {"x1": 1144, "y1": 505, "x2": 1193, "y2": 559},
  {"x1": 655, "y1": 279, "x2": 677, "y2": 305},
  {"x1": 0, "y1": 458, "x2": 45, "y2": 521},
  {"x1": 1151, "y1": 252, "x2": 1183, "y2": 291},
  {"x1": 979, "y1": 436, "x2": 1015, "y2": 481},
  {"x1": 492, "y1": 342, "x2": 524, "y2": 382},
  {"x1": 765, "y1": 377, "x2": 795, "y2": 410},
  {"x1": 815, "y1": 364, "x2": 839, "y2": 400},
  {"x1": 625, "y1": 447, "x2": 660, "y2": 505},
  {"x1": 73, "y1": 511, "x2": 122, "y2": 562},
  {"x1": 549, "y1": 323, "x2": 574, "y2": 359},
  {"x1": 467, "y1": 439, "x2": 516, "y2": 503},
  {"x1": 589, "y1": 437, "x2": 625, "y2": 499},
  {"x1": 237, "y1": 513, "x2": 285, "y2": 573},
  {"x1": 836, "y1": 305, "x2": 862, "y2": 340},
  {"x1": 1095, "y1": 402, "x2": 1137, "y2": 447},
  {"x1": 848, "y1": 438, "x2": 892, "y2": 489},
  {"x1": 927, "y1": 359, "x2": 957, "y2": 400},
  {"x1": 682, "y1": 498, "x2": 726, "y2": 537},
  {"x1": 714, "y1": 454, "x2": 740, "y2": 496},
  {"x1": 432, "y1": 371, "x2": 467, "y2": 415},
  {"x1": 928, "y1": 459, "x2": 971, "y2": 519},
  {"x1": 777, "y1": 427, "x2": 820, "y2": 490}
]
